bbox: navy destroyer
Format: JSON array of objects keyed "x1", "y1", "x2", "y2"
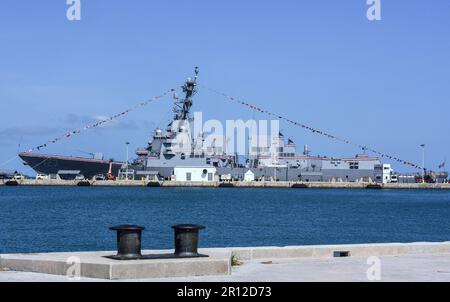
[
  {"x1": 124, "y1": 68, "x2": 388, "y2": 183},
  {"x1": 19, "y1": 68, "x2": 392, "y2": 182}
]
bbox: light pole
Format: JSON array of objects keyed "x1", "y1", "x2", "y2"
[
  {"x1": 125, "y1": 142, "x2": 130, "y2": 180},
  {"x1": 420, "y1": 144, "x2": 425, "y2": 183},
  {"x1": 125, "y1": 142, "x2": 130, "y2": 167}
]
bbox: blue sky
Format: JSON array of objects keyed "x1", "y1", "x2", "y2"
[{"x1": 0, "y1": 0, "x2": 449, "y2": 174}]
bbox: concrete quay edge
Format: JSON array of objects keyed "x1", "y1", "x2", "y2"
[
  {"x1": 229, "y1": 241, "x2": 450, "y2": 261},
  {"x1": 0, "y1": 249, "x2": 231, "y2": 280},
  {"x1": 1, "y1": 179, "x2": 450, "y2": 189},
  {"x1": 1, "y1": 242, "x2": 450, "y2": 280}
]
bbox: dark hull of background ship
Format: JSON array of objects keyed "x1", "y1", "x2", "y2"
[{"x1": 19, "y1": 153, "x2": 122, "y2": 179}]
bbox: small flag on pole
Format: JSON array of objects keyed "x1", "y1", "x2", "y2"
[
  {"x1": 420, "y1": 144, "x2": 425, "y2": 147},
  {"x1": 439, "y1": 161, "x2": 445, "y2": 169}
]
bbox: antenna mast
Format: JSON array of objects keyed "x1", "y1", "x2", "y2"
[{"x1": 174, "y1": 67, "x2": 199, "y2": 121}]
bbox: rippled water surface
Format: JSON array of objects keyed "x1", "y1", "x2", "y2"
[{"x1": 1, "y1": 186, "x2": 450, "y2": 253}]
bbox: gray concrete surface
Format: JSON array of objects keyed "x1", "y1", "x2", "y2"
[
  {"x1": 230, "y1": 241, "x2": 450, "y2": 260},
  {"x1": 1, "y1": 254, "x2": 450, "y2": 282},
  {"x1": 2, "y1": 242, "x2": 450, "y2": 280},
  {"x1": 0, "y1": 249, "x2": 230, "y2": 280}
]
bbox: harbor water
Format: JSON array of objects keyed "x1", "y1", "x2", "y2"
[{"x1": 1, "y1": 187, "x2": 450, "y2": 254}]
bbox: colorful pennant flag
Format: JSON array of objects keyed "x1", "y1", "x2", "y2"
[
  {"x1": 204, "y1": 85, "x2": 423, "y2": 170},
  {"x1": 25, "y1": 88, "x2": 175, "y2": 153}
]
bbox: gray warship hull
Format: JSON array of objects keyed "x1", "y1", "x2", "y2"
[
  {"x1": 19, "y1": 152, "x2": 123, "y2": 179},
  {"x1": 131, "y1": 157, "x2": 381, "y2": 182}
]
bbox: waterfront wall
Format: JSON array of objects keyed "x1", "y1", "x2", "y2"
[{"x1": 1, "y1": 179, "x2": 450, "y2": 189}]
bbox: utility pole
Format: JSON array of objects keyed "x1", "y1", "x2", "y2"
[
  {"x1": 126, "y1": 142, "x2": 130, "y2": 167},
  {"x1": 420, "y1": 144, "x2": 425, "y2": 183},
  {"x1": 125, "y1": 142, "x2": 130, "y2": 180}
]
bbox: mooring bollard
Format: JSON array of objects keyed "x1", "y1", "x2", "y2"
[
  {"x1": 109, "y1": 225, "x2": 145, "y2": 260},
  {"x1": 106, "y1": 224, "x2": 208, "y2": 261},
  {"x1": 172, "y1": 224, "x2": 206, "y2": 257}
]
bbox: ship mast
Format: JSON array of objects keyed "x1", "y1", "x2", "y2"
[{"x1": 173, "y1": 67, "x2": 199, "y2": 121}]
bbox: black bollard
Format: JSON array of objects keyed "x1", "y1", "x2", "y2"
[
  {"x1": 105, "y1": 224, "x2": 208, "y2": 261},
  {"x1": 172, "y1": 224, "x2": 206, "y2": 257},
  {"x1": 108, "y1": 225, "x2": 145, "y2": 260}
]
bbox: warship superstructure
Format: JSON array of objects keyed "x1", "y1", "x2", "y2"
[{"x1": 125, "y1": 68, "x2": 385, "y2": 182}]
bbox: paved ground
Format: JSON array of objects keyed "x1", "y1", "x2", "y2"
[{"x1": 1, "y1": 253, "x2": 450, "y2": 282}]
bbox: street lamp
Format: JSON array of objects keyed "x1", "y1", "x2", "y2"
[
  {"x1": 125, "y1": 142, "x2": 130, "y2": 167},
  {"x1": 420, "y1": 144, "x2": 425, "y2": 183},
  {"x1": 124, "y1": 142, "x2": 131, "y2": 181}
]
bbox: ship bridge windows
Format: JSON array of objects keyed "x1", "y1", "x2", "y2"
[
  {"x1": 279, "y1": 153, "x2": 295, "y2": 157},
  {"x1": 349, "y1": 162, "x2": 359, "y2": 170},
  {"x1": 330, "y1": 161, "x2": 341, "y2": 166}
]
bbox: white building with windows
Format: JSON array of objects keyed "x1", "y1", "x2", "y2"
[
  {"x1": 375, "y1": 164, "x2": 394, "y2": 184},
  {"x1": 173, "y1": 166, "x2": 217, "y2": 182}
]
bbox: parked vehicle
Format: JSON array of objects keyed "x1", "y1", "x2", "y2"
[
  {"x1": 390, "y1": 175, "x2": 398, "y2": 183},
  {"x1": 13, "y1": 174, "x2": 25, "y2": 180},
  {"x1": 36, "y1": 174, "x2": 49, "y2": 180},
  {"x1": 93, "y1": 174, "x2": 106, "y2": 181},
  {"x1": 75, "y1": 174, "x2": 85, "y2": 180}
]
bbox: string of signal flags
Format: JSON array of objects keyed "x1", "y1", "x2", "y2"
[
  {"x1": 24, "y1": 81, "x2": 424, "y2": 171},
  {"x1": 203, "y1": 85, "x2": 423, "y2": 171},
  {"x1": 25, "y1": 88, "x2": 176, "y2": 153}
]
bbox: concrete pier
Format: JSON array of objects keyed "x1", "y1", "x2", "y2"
[
  {"x1": 2, "y1": 242, "x2": 450, "y2": 281},
  {"x1": 0, "y1": 249, "x2": 231, "y2": 280},
  {"x1": 1, "y1": 179, "x2": 449, "y2": 189}
]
